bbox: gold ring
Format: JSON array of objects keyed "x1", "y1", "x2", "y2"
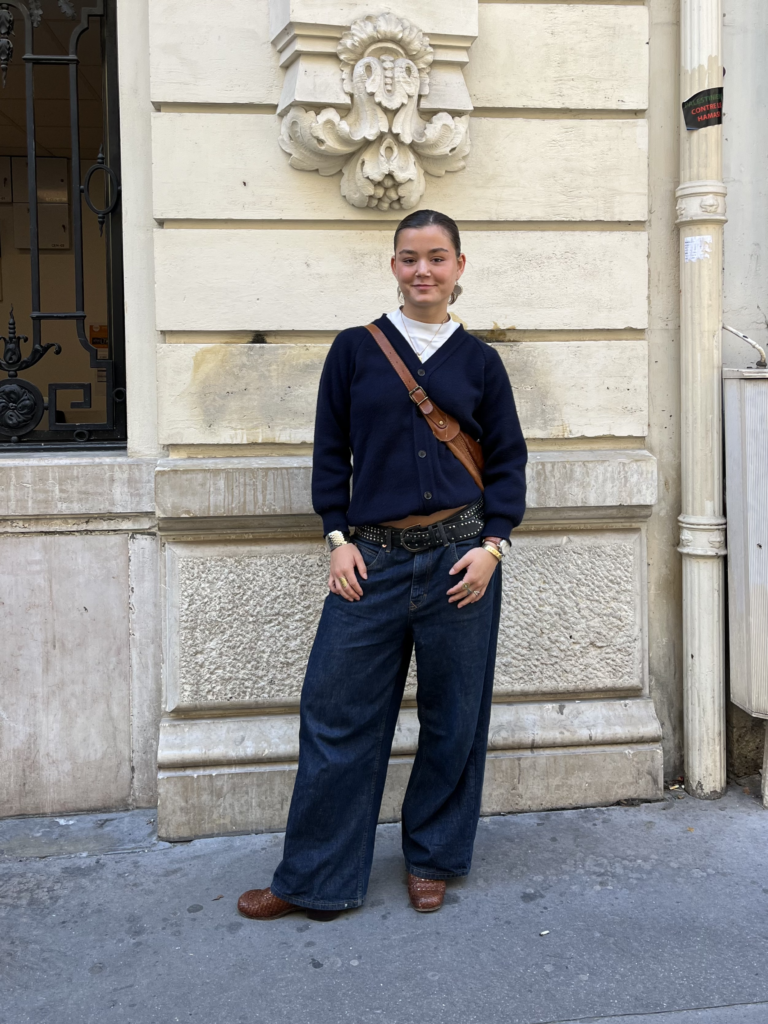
[
  {"x1": 339, "y1": 576, "x2": 349, "y2": 588},
  {"x1": 462, "y1": 582, "x2": 473, "y2": 594}
]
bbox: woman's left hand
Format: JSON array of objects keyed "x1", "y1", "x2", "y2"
[{"x1": 447, "y1": 547, "x2": 499, "y2": 608}]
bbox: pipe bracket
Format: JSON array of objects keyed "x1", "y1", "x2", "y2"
[
  {"x1": 677, "y1": 515, "x2": 727, "y2": 557},
  {"x1": 675, "y1": 180, "x2": 727, "y2": 225}
]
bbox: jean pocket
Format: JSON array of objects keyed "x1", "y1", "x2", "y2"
[
  {"x1": 355, "y1": 538, "x2": 384, "y2": 571},
  {"x1": 449, "y1": 535, "x2": 482, "y2": 564}
]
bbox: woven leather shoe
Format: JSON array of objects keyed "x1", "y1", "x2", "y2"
[
  {"x1": 407, "y1": 874, "x2": 446, "y2": 913},
  {"x1": 237, "y1": 887, "x2": 300, "y2": 920}
]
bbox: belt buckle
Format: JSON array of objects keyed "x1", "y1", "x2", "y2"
[{"x1": 400, "y1": 526, "x2": 429, "y2": 553}]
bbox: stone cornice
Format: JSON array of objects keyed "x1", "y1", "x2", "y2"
[{"x1": 154, "y1": 450, "x2": 657, "y2": 534}]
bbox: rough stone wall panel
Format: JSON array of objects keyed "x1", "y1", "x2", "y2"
[
  {"x1": 495, "y1": 532, "x2": 645, "y2": 696},
  {"x1": 166, "y1": 541, "x2": 329, "y2": 710},
  {"x1": 166, "y1": 531, "x2": 645, "y2": 710}
]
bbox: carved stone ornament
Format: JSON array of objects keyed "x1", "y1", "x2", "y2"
[{"x1": 279, "y1": 14, "x2": 470, "y2": 211}]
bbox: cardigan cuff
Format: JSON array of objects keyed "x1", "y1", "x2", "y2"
[
  {"x1": 483, "y1": 516, "x2": 515, "y2": 541},
  {"x1": 320, "y1": 511, "x2": 350, "y2": 536}
]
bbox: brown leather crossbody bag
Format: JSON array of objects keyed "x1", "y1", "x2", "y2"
[{"x1": 365, "y1": 322, "x2": 485, "y2": 491}]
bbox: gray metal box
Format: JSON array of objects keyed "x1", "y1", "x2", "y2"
[
  {"x1": 724, "y1": 367, "x2": 768, "y2": 718},
  {"x1": 10, "y1": 156, "x2": 68, "y2": 204},
  {"x1": 12, "y1": 203, "x2": 70, "y2": 250}
]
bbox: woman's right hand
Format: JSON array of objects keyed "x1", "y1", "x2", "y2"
[{"x1": 328, "y1": 543, "x2": 368, "y2": 601}]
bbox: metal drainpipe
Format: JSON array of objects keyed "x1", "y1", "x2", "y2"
[{"x1": 676, "y1": 0, "x2": 727, "y2": 797}]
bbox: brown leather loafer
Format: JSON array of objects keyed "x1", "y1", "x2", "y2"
[
  {"x1": 237, "y1": 887, "x2": 300, "y2": 920},
  {"x1": 407, "y1": 874, "x2": 446, "y2": 913}
]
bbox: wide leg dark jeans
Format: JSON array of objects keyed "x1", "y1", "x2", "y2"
[{"x1": 270, "y1": 535, "x2": 502, "y2": 911}]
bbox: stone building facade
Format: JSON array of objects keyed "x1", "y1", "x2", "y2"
[{"x1": 2, "y1": 0, "x2": 759, "y2": 837}]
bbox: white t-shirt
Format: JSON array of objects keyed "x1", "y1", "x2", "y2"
[{"x1": 387, "y1": 308, "x2": 461, "y2": 363}]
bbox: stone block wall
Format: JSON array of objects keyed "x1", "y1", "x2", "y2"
[
  {"x1": 1, "y1": 0, "x2": 683, "y2": 832},
  {"x1": 143, "y1": 0, "x2": 667, "y2": 838}
]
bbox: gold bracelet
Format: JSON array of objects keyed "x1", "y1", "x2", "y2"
[{"x1": 482, "y1": 541, "x2": 503, "y2": 561}]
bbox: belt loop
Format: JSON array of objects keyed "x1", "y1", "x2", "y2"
[
  {"x1": 385, "y1": 527, "x2": 392, "y2": 552},
  {"x1": 437, "y1": 521, "x2": 450, "y2": 547}
]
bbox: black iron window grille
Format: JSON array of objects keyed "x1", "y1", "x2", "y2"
[{"x1": 0, "y1": 0, "x2": 125, "y2": 448}]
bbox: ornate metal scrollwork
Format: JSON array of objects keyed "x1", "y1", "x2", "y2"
[
  {"x1": 0, "y1": 0, "x2": 125, "y2": 446},
  {"x1": 81, "y1": 145, "x2": 120, "y2": 236},
  {"x1": 27, "y1": 0, "x2": 75, "y2": 28},
  {"x1": 279, "y1": 14, "x2": 471, "y2": 212},
  {"x1": 0, "y1": 379, "x2": 45, "y2": 437},
  {"x1": 0, "y1": 308, "x2": 61, "y2": 378}
]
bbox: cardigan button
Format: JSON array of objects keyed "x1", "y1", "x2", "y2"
[
  {"x1": 418, "y1": 450, "x2": 427, "y2": 458},
  {"x1": 417, "y1": 368, "x2": 426, "y2": 376},
  {"x1": 424, "y1": 491, "x2": 432, "y2": 499}
]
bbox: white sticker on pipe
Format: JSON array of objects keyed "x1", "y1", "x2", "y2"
[{"x1": 684, "y1": 236, "x2": 712, "y2": 262}]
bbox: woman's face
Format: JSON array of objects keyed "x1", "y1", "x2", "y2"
[{"x1": 391, "y1": 225, "x2": 466, "y2": 314}]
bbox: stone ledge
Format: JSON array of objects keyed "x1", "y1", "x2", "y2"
[
  {"x1": 0, "y1": 456, "x2": 156, "y2": 517},
  {"x1": 154, "y1": 450, "x2": 657, "y2": 522},
  {"x1": 0, "y1": 515, "x2": 157, "y2": 536},
  {"x1": 158, "y1": 698, "x2": 662, "y2": 769},
  {"x1": 157, "y1": 743, "x2": 664, "y2": 841},
  {"x1": 527, "y1": 450, "x2": 657, "y2": 509},
  {"x1": 155, "y1": 456, "x2": 313, "y2": 521}
]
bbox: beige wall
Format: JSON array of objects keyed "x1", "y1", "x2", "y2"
[
  {"x1": 142, "y1": 0, "x2": 675, "y2": 839},
  {"x1": 149, "y1": 0, "x2": 651, "y2": 442}
]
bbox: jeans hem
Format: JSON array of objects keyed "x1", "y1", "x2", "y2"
[
  {"x1": 404, "y1": 862, "x2": 470, "y2": 881},
  {"x1": 269, "y1": 886, "x2": 364, "y2": 911}
]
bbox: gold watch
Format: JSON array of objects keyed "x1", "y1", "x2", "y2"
[{"x1": 482, "y1": 537, "x2": 511, "y2": 559}]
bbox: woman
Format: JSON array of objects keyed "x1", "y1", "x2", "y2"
[{"x1": 238, "y1": 210, "x2": 527, "y2": 919}]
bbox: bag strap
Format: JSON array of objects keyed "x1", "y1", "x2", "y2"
[
  {"x1": 364, "y1": 322, "x2": 485, "y2": 491},
  {"x1": 364, "y1": 322, "x2": 459, "y2": 444}
]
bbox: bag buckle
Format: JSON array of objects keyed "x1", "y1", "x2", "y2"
[{"x1": 408, "y1": 386, "x2": 430, "y2": 407}]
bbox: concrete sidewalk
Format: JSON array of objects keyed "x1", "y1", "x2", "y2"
[{"x1": 2, "y1": 784, "x2": 768, "y2": 1024}]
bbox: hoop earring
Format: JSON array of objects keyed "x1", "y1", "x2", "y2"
[
  {"x1": 397, "y1": 287, "x2": 405, "y2": 306},
  {"x1": 449, "y1": 282, "x2": 463, "y2": 305}
]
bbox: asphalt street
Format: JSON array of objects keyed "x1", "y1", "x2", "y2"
[{"x1": 2, "y1": 784, "x2": 768, "y2": 1024}]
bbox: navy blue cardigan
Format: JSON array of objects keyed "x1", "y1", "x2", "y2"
[{"x1": 312, "y1": 315, "x2": 528, "y2": 539}]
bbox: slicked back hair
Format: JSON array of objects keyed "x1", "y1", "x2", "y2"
[{"x1": 393, "y1": 209, "x2": 462, "y2": 257}]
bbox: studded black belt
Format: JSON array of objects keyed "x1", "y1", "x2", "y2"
[{"x1": 353, "y1": 498, "x2": 485, "y2": 553}]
